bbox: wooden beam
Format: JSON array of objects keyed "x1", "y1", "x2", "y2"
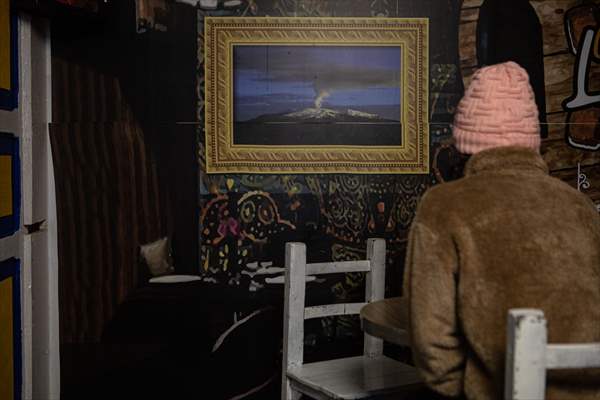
[
  {"x1": 530, "y1": 0, "x2": 580, "y2": 55},
  {"x1": 542, "y1": 138, "x2": 600, "y2": 171}
]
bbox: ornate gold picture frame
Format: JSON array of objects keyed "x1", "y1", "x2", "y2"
[{"x1": 205, "y1": 17, "x2": 429, "y2": 174}]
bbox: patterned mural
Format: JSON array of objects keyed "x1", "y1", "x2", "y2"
[{"x1": 196, "y1": 0, "x2": 464, "y2": 343}]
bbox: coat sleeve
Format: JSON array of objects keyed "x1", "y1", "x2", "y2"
[{"x1": 403, "y1": 218, "x2": 466, "y2": 398}]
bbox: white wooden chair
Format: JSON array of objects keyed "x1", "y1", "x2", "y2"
[
  {"x1": 505, "y1": 309, "x2": 600, "y2": 400},
  {"x1": 282, "y1": 238, "x2": 422, "y2": 400}
]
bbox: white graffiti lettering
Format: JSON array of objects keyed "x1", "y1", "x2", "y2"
[
  {"x1": 577, "y1": 162, "x2": 591, "y2": 191},
  {"x1": 564, "y1": 28, "x2": 600, "y2": 110}
]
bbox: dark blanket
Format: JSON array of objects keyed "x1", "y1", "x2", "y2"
[{"x1": 63, "y1": 281, "x2": 284, "y2": 400}]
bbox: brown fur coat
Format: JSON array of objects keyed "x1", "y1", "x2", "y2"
[{"x1": 403, "y1": 146, "x2": 600, "y2": 400}]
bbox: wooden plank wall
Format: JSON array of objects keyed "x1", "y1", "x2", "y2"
[
  {"x1": 49, "y1": 120, "x2": 165, "y2": 343},
  {"x1": 459, "y1": 0, "x2": 600, "y2": 205},
  {"x1": 50, "y1": 56, "x2": 167, "y2": 343}
]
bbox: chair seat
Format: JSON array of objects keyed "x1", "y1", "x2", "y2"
[{"x1": 287, "y1": 355, "x2": 423, "y2": 400}]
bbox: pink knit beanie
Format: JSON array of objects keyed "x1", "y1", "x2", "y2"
[{"x1": 453, "y1": 61, "x2": 541, "y2": 154}]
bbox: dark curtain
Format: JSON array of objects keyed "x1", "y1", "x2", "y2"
[{"x1": 50, "y1": 0, "x2": 198, "y2": 343}]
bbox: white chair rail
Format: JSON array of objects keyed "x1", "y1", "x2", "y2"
[{"x1": 505, "y1": 308, "x2": 600, "y2": 400}]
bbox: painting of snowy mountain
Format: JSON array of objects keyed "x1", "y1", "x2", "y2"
[{"x1": 233, "y1": 45, "x2": 402, "y2": 146}]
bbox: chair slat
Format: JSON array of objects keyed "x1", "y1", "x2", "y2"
[
  {"x1": 306, "y1": 260, "x2": 370, "y2": 275},
  {"x1": 505, "y1": 309, "x2": 600, "y2": 400},
  {"x1": 546, "y1": 344, "x2": 600, "y2": 369},
  {"x1": 505, "y1": 309, "x2": 547, "y2": 400},
  {"x1": 283, "y1": 242, "x2": 307, "y2": 400},
  {"x1": 305, "y1": 303, "x2": 367, "y2": 320},
  {"x1": 365, "y1": 238, "x2": 385, "y2": 356}
]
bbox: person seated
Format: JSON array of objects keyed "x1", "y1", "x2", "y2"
[{"x1": 403, "y1": 61, "x2": 600, "y2": 400}]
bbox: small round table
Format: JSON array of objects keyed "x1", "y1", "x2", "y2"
[{"x1": 360, "y1": 296, "x2": 410, "y2": 346}]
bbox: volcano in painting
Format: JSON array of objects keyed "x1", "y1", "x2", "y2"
[{"x1": 233, "y1": 45, "x2": 402, "y2": 146}]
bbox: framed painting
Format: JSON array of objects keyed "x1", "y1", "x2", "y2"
[{"x1": 204, "y1": 17, "x2": 429, "y2": 174}]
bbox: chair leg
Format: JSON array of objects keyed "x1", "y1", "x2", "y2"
[{"x1": 282, "y1": 375, "x2": 301, "y2": 400}]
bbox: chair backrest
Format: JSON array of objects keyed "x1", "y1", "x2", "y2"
[
  {"x1": 505, "y1": 308, "x2": 600, "y2": 400},
  {"x1": 282, "y1": 238, "x2": 386, "y2": 373}
]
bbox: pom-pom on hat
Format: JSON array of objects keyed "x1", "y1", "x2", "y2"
[{"x1": 453, "y1": 61, "x2": 541, "y2": 154}]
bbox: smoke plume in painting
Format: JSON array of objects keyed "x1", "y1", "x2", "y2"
[{"x1": 233, "y1": 45, "x2": 402, "y2": 146}]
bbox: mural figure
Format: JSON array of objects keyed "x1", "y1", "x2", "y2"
[{"x1": 563, "y1": 4, "x2": 600, "y2": 150}]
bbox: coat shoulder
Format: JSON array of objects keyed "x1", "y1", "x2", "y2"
[{"x1": 415, "y1": 180, "x2": 467, "y2": 227}]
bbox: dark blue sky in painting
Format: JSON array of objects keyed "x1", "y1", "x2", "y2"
[{"x1": 233, "y1": 45, "x2": 402, "y2": 122}]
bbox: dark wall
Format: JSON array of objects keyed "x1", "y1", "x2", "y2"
[{"x1": 197, "y1": 0, "x2": 465, "y2": 325}]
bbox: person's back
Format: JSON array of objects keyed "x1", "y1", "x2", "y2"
[{"x1": 404, "y1": 62, "x2": 600, "y2": 400}]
